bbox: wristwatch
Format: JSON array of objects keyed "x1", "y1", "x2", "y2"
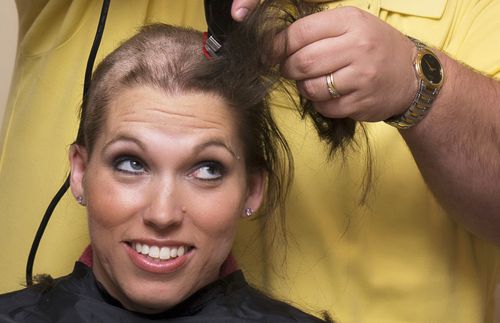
[{"x1": 385, "y1": 36, "x2": 444, "y2": 130}]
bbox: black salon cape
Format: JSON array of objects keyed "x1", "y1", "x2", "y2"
[{"x1": 0, "y1": 262, "x2": 325, "y2": 322}]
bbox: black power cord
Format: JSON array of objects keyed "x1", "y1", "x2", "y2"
[{"x1": 26, "y1": 0, "x2": 111, "y2": 286}]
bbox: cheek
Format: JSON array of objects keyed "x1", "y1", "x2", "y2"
[
  {"x1": 84, "y1": 167, "x2": 144, "y2": 229},
  {"x1": 187, "y1": 187, "x2": 246, "y2": 239}
]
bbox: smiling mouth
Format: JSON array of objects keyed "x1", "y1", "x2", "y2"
[{"x1": 129, "y1": 242, "x2": 194, "y2": 261}]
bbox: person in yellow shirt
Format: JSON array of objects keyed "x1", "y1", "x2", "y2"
[{"x1": 0, "y1": 1, "x2": 498, "y2": 322}]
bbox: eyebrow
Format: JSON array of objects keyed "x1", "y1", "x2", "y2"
[
  {"x1": 193, "y1": 140, "x2": 238, "y2": 159},
  {"x1": 102, "y1": 135, "x2": 238, "y2": 159},
  {"x1": 102, "y1": 135, "x2": 147, "y2": 152}
]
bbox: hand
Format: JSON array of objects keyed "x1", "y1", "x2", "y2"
[
  {"x1": 231, "y1": 0, "x2": 260, "y2": 21},
  {"x1": 231, "y1": 0, "x2": 325, "y2": 21},
  {"x1": 277, "y1": 6, "x2": 419, "y2": 122}
]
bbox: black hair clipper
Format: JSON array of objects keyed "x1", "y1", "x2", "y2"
[{"x1": 203, "y1": 0, "x2": 237, "y2": 58}]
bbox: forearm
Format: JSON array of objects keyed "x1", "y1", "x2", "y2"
[
  {"x1": 401, "y1": 52, "x2": 500, "y2": 243},
  {"x1": 275, "y1": 5, "x2": 500, "y2": 241}
]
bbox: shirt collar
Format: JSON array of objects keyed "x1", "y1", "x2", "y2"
[{"x1": 380, "y1": 0, "x2": 447, "y2": 19}]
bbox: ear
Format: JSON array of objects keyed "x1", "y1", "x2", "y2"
[
  {"x1": 69, "y1": 144, "x2": 89, "y2": 201},
  {"x1": 243, "y1": 170, "x2": 266, "y2": 216}
]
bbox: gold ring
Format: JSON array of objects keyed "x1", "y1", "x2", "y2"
[{"x1": 326, "y1": 72, "x2": 341, "y2": 98}]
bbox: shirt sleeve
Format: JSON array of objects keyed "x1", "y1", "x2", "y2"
[{"x1": 442, "y1": 0, "x2": 500, "y2": 78}]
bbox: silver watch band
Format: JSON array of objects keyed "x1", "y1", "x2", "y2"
[
  {"x1": 386, "y1": 79, "x2": 440, "y2": 129},
  {"x1": 385, "y1": 37, "x2": 443, "y2": 130}
]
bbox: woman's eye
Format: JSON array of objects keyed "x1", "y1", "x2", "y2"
[
  {"x1": 191, "y1": 162, "x2": 224, "y2": 181},
  {"x1": 114, "y1": 158, "x2": 146, "y2": 174}
]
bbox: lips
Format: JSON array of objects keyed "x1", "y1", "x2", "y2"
[{"x1": 124, "y1": 240, "x2": 194, "y2": 274}]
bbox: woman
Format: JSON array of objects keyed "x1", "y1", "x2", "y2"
[{"x1": 0, "y1": 1, "x2": 352, "y2": 320}]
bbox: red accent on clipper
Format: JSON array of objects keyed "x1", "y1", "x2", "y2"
[{"x1": 202, "y1": 32, "x2": 212, "y2": 60}]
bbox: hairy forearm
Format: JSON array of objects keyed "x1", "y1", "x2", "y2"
[{"x1": 402, "y1": 52, "x2": 500, "y2": 243}]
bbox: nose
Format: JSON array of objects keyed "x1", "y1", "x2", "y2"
[{"x1": 142, "y1": 178, "x2": 184, "y2": 230}]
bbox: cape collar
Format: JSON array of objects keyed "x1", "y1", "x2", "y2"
[{"x1": 70, "y1": 262, "x2": 247, "y2": 319}]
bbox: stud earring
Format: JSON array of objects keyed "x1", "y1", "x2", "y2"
[
  {"x1": 77, "y1": 196, "x2": 85, "y2": 206},
  {"x1": 243, "y1": 207, "x2": 253, "y2": 218}
]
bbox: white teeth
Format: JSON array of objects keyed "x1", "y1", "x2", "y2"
[
  {"x1": 140, "y1": 245, "x2": 149, "y2": 255},
  {"x1": 132, "y1": 243, "x2": 187, "y2": 260},
  {"x1": 159, "y1": 247, "x2": 171, "y2": 260},
  {"x1": 148, "y1": 246, "x2": 159, "y2": 258}
]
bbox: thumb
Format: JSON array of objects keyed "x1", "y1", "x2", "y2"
[{"x1": 231, "y1": 0, "x2": 260, "y2": 21}]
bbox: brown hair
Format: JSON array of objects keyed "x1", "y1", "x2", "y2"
[{"x1": 75, "y1": 0, "x2": 363, "y2": 239}]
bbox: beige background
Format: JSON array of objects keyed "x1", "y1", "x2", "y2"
[{"x1": 0, "y1": 1, "x2": 19, "y2": 131}]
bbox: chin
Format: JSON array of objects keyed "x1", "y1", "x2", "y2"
[
  {"x1": 122, "y1": 292, "x2": 182, "y2": 314},
  {"x1": 118, "y1": 279, "x2": 196, "y2": 314},
  {"x1": 126, "y1": 299, "x2": 176, "y2": 314}
]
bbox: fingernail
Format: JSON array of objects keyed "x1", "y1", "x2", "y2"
[{"x1": 235, "y1": 8, "x2": 249, "y2": 21}]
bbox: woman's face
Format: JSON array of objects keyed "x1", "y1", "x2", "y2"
[{"x1": 70, "y1": 86, "x2": 264, "y2": 313}]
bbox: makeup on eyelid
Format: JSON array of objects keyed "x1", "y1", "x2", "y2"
[{"x1": 109, "y1": 153, "x2": 227, "y2": 181}]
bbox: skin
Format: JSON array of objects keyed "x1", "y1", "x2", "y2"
[
  {"x1": 234, "y1": 1, "x2": 500, "y2": 243},
  {"x1": 69, "y1": 86, "x2": 264, "y2": 313},
  {"x1": 231, "y1": 0, "x2": 258, "y2": 21}
]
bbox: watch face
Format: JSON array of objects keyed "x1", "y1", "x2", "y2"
[{"x1": 421, "y1": 53, "x2": 442, "y2": 85}]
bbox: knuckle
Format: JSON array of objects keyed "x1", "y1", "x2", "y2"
[
  {"x1": 362, "y1": 66, "x2": 378, "y2": 82},
  {"x1": 342, "y1": 106, "x2": 358, "y2": 119},
  {"x1": 355, "y1": 37, "x2": 376, "y2": 53},
  {"x1": 294, "y1": 51, "x2": 316, "y2": 76},
  {"x1": 354, "y1": 65, "x2": 377, "y2": 87},
  {"x1": 343, "y1": 6, "x2": 366, "y2": 21},
  {"x1": 314, "y1": 103, "x2": 334, "y2": 118},
  {"x1": 299, "y1": 79, "x2": 321, "y2": 99},
  {"x1": 315, "y1": 101, "x2": 343, "y2": 119}
]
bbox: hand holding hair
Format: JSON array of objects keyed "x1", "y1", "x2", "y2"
[
  {"x1": 275, "y1": 3, "x2": 500, "y2": 242},
  {"x1": 276, "y1": 6, "x2": 418, "y2": 122}
]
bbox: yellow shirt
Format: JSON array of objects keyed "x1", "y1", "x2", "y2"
[{"x1": 1, "y1": 1, "x2": 499, "y2": 322}]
